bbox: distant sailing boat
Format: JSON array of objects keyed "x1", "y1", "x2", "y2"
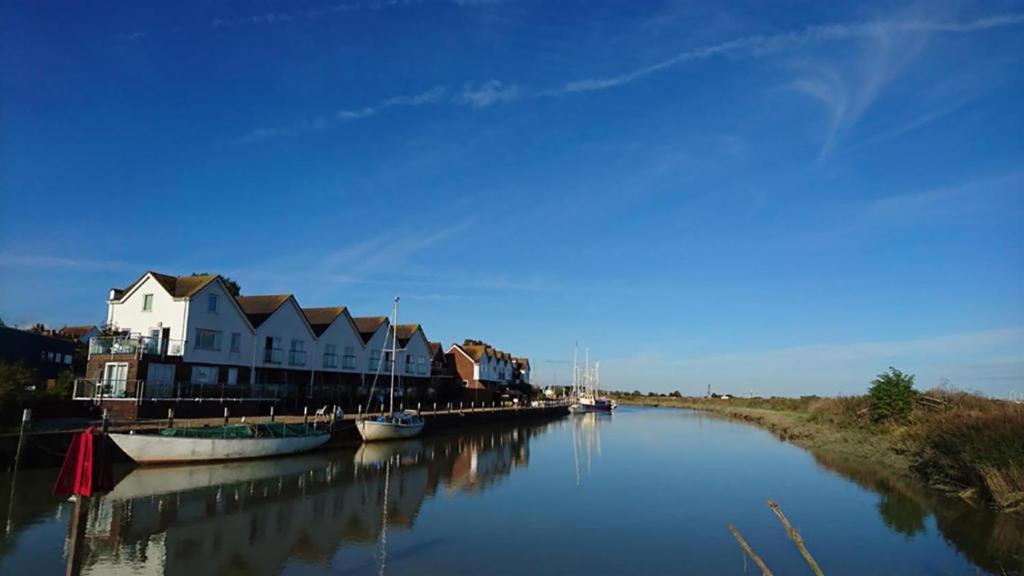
[
  {"x1": 356, "y1": 297, "x2": 425, "y2": 442},
  {"x1": 569, "y1": 345, "x2": 616, "y2": 413}
]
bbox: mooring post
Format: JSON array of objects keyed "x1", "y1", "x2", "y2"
[
  {"x1": 167, "y1": 408, "x2": 174, "y2": 428},
  {"x1": 12, "y1": 409, "x2": 31, "y2": 473},
  {"x1": 270, "y1": 405, "x2": 275, "y2": 422},
  {"x1": 223, "y1": 407, "x2": 229, "y2": 426},
  {"x1": 65, "y1": 494, "x2": 89, "y2": 576},
  {"x1": 417, "y1": 402, "x2": 421, "y2": 412},
  {"x1": 433, "y1": 402, "x2": 437, "y2": 413},
  {"x1": 767, "y1": 500, "x2": 824, "y2": 576},
  {"x1": 101, "y1": 409, "x2": 109, "y2": 435},
  {"x1": 303, "y1": 406, "x2": 309, "y2": 428},
  {"x1": 357, "y1": 403, "x2": 362, "y2": 416}
]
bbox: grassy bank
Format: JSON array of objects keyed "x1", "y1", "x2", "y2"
[{"x1": 615, "y1": 391, "x2": 1024, "y2": 513}]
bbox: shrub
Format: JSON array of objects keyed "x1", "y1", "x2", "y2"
[{"x1": 868, "y1": 367, "x2": 917, "y2": 423}]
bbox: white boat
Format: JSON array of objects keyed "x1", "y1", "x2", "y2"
[
  {"x1": 356, "y1": 297, "x2": 425, "y2": 442},
  {"x1": 109, "y1": 423, "x2": 331, "y2": 465},
  {"x1": 356, "y1": 410, "x2": 425, "y2": 442},
  {"x1": 568, "y1": 346, "x2": 616, "y2": 414}
]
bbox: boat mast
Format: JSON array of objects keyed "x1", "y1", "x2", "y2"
[
  {"x1": 594, "y1": 361, "x2": 600, "y2": 397},
  {"x1": 585, "y1": 348, "x2": 590, "y2": 395},
  {"x1": 390, "y1": 297, "x2": 399, "y2": 414},
  {"x1": 572, "y1": 343, "x2": 578, "y2": 400}
]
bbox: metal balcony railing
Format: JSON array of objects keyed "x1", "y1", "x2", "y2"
[
  {"x1": 289, "y1": 350, "x2": 306, "y2": 366},
  {"x1": 342, "y1": 355, "x2": 357, "y2": 370},
  {"x1": 88, "y1": 335, "x2": 185, "y2": 358},
  {"x1": 323, "y1": 353, "x2": 339, "y2": 369}
]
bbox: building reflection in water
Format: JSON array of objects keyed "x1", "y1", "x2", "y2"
[{"x1": 67, "y1": 421, "x2": 556, "y2": 576}]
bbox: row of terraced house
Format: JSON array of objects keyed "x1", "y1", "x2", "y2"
[{"x1": 78, "y1": 271, "x2": 531, "y2": 417}]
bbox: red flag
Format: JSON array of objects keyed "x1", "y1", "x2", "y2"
[{"x1": 53, "y1": 428, "x2": 113, "y2": 497}]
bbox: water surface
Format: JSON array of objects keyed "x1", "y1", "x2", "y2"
[{"x1": 1, "y1": 407, "x2": 1021, "y2": 575}]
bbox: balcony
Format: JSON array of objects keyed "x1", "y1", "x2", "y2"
[
  {"x1": 264, "y1": 348, "x2": 283, "y2": 365},
  {"x1": 88, "y1": 335, "x2": 185, "y2": 358},
  {"x1": 289, "y1": 349, "x2": 306, "y2": 366},
  {"x1": 323, "y1": 353, "x2": 338, "y2": 369}
]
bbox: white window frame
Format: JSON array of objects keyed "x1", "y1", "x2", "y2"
[
  {"x1": 194, "y1": 328, "x2": 222, "y2": 351},
  {"x1": 142, "y1": 293, "x2": 153, "y2": 312}
]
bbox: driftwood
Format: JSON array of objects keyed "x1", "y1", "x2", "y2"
[
  {"x1": 767, "y1": 500, "x2": 825, "y2": 576},
  {"x1": 728, "y1": 523, "x2": 774, "y2": 576}
]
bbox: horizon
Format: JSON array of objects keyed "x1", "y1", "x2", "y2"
[{"x1": 1, "y1": 1, "x2": 1022, "y2": 397}]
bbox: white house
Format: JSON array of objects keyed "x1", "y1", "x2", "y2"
[{"x1": 302, "y1": 307, "x2": 363, "y2": 373}]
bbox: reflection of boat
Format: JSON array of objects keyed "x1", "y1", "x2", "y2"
[
  {"x1": 569, "y1": 346, "x2": 616, "y2": 413},
  {"x1": 357, "y1": 298, "x2": 425, "y2": 442},
  {"x1": 106, "y1": 453, "x2": 330, "y2": 500},
  {"x1": 109, "y1": 423, "x2": 331, "y2": 464},
  {"x1": 571, "y1": 412, "x2": 606, "y2": 486},
  {"x1": 355, "y1": 438, "x2": 426, "y2": 467}
]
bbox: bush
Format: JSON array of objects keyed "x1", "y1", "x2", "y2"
[{"x1": 868, "y1": 367, "x2": 917, "y2": 423}]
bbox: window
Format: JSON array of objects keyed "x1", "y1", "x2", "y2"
[
  {"x1": 323, "y1": 344, "x2": 338, "y2": 368},
  {"x1": 343, "y1": 346, "x2": 356, "y2": 369},
  {"x1": 208, "y1": 293, "x2": 218, "y2": 312},
  {"x1": 64, "y1": 354, "x2": 73, "y2": 364},
  {"x1": 369, "y1": 350, "x2": 381, "y2": 370},
  {"x1": 191, "y1": 365, "x2": 219, "y2": 384},
  {"x1": 142, "y1": 293, "x2": 153, "y2": 312},
  {"x1": 194, "y1": 328, "x2": 222, "y2": 351},
  {"x1": 289, "y1": 339, "x2": 306, "y2": 366},
  {"x1": 264, "y1": 337, "x2": 283, "y2": 364},
  {"x1": 227, "y1": 367, "x2": 238, "y2": 385},
  {"x1": 405, "y1": 354, "x2": 414, "y2": 374},
  {"x1": 230, "y1": 332, "x2": 241, "y2": 353}
]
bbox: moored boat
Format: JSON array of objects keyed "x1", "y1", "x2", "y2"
[
  {"x1": 568, "y1": 345, "x2": 616, "y2": 414},
  {"x1": 356, "y1": 297, "x2": 426, "y2": 442},
  {"x1": 356, "y1": 410, "x2": 424, "y2": 441},
  {"x1": 109, "y1": 423, "x2": 331, "y2": 465}
]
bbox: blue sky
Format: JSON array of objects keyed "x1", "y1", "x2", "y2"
[{"x1": 1, "y1": 1, "x2": 1022, "y2": 397}]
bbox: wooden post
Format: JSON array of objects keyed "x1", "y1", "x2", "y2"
[
  {"x1": 223, "y1": 407, "x2": 229, "y2": 426},
  {"x1": 303, "y1": 406, "x2": 309, "y2": 427},
  {"x1": 270, "y1": 405, "x2": 275, "y2": 422},
  {"x1": 728, "y1": 523, "x2": 774, "y2": 576},
  {"x1": 101, "y1": 409, "x2": 109, "y2": 434},
  {"x1": 65, "y1": 495, "x2": 89, "y2": 576},
  {"x1": 12, "y1": 409, "x2": 31, "y2": 472},
  {"x1": 767, "y1": 500, "x2": 824, "y2": 576},
  {"x1": 167, "y1": 408, "x2": 174, "y2": 428}
]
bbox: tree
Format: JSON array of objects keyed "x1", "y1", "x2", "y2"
[
  {"x1": 191, "y1": 272, "x2": 241, "y2": 296},
  {"x1": 669, "y1": 390, "x2": 682, "y2": 398},
  {"x1": 868, "y1": 367, "x2": 917, "y2": 423}
]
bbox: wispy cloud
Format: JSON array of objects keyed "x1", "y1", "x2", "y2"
[
  {"x1": 552, "y1": 14, "x2": 1024, "y2": 96},
  {"x1": 458, "y1": 80, "x2": 520, "y2": 108},
  {"x1": 231, "y1": 13, "x2": 1023, "y2": 146},
  {"x1": 603, "y1": 326, "x2": 1024, "y2": 396},
  {"x1": 0, "y1": 253, "x2": 137, "y2": 271},
  {"x1": 233, "y1": 82, "x2": 518, "y2": 144}
]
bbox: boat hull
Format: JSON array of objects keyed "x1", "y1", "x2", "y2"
[
  {"x1": 356, "y1": 419, "x2": 424, "y2": 442},
  {"x1": 569, "y1": 402, "x2": 615, "y2": 414},
  {"x1": 109, "y1": 432, "x2": 331, "y2": 465}
]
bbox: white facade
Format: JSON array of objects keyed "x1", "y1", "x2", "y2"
[
  {"x1": 107, "y1": 274, "x2": 189, "y2": 344},
  {"x1": 183, "y1": 281, "x2": 255, "y2": 367},
  {"x1": 252, "y1": 298, "x2": 316, "y2": 370},
  {"x1": 361, "y1": 319, "x2": 392, "y2": 375},
  {"x1": 399, "y1": 328, "x2": 433, "y2": 377},
  {"x1": 314, "y1": 314, "x2": 364, "y2": 373}
]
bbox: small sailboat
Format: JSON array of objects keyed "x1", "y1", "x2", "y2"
[
  {"x1": 108, "y1": 422, "x2": 331, "y2": 465},
  {"x1": 569, "y1": 346, "x2": 616, "y2": 414},
  {"x1": 356, "y1": 297, "x2": 425, "y2": 442}
]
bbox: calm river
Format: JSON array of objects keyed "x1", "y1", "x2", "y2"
[{"x1": 0, "y1": 407, "x2": 1021, "y2": 575}]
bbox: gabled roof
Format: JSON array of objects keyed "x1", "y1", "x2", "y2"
[
  {"x1": 301, "y1": 307, "x2": 348, "y2": 337},
  {"x1": 460, "y1": 344, "x2": 488, "y2": 362},
  {"x1": 120, "y1": 271, "x2": 219, "y2": 300},
  {"x1": 394, "y1": 324, "x2": 422, "y2": 347},
  {"x1": 429, "y1": 341, "x2": 443, "y2": 358},
  {"x1": 514, "y1": 357, "x2": 530, "y2": 369},
  {"x1": 235, "y1": 295, "x2": 291, "y2": 328},
  {"x1": 352, "y1": 316, "x2": 388, "y2": 345},
  {"x1": 58, "y1": 325, "x2": 98, "y2": 338}
]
